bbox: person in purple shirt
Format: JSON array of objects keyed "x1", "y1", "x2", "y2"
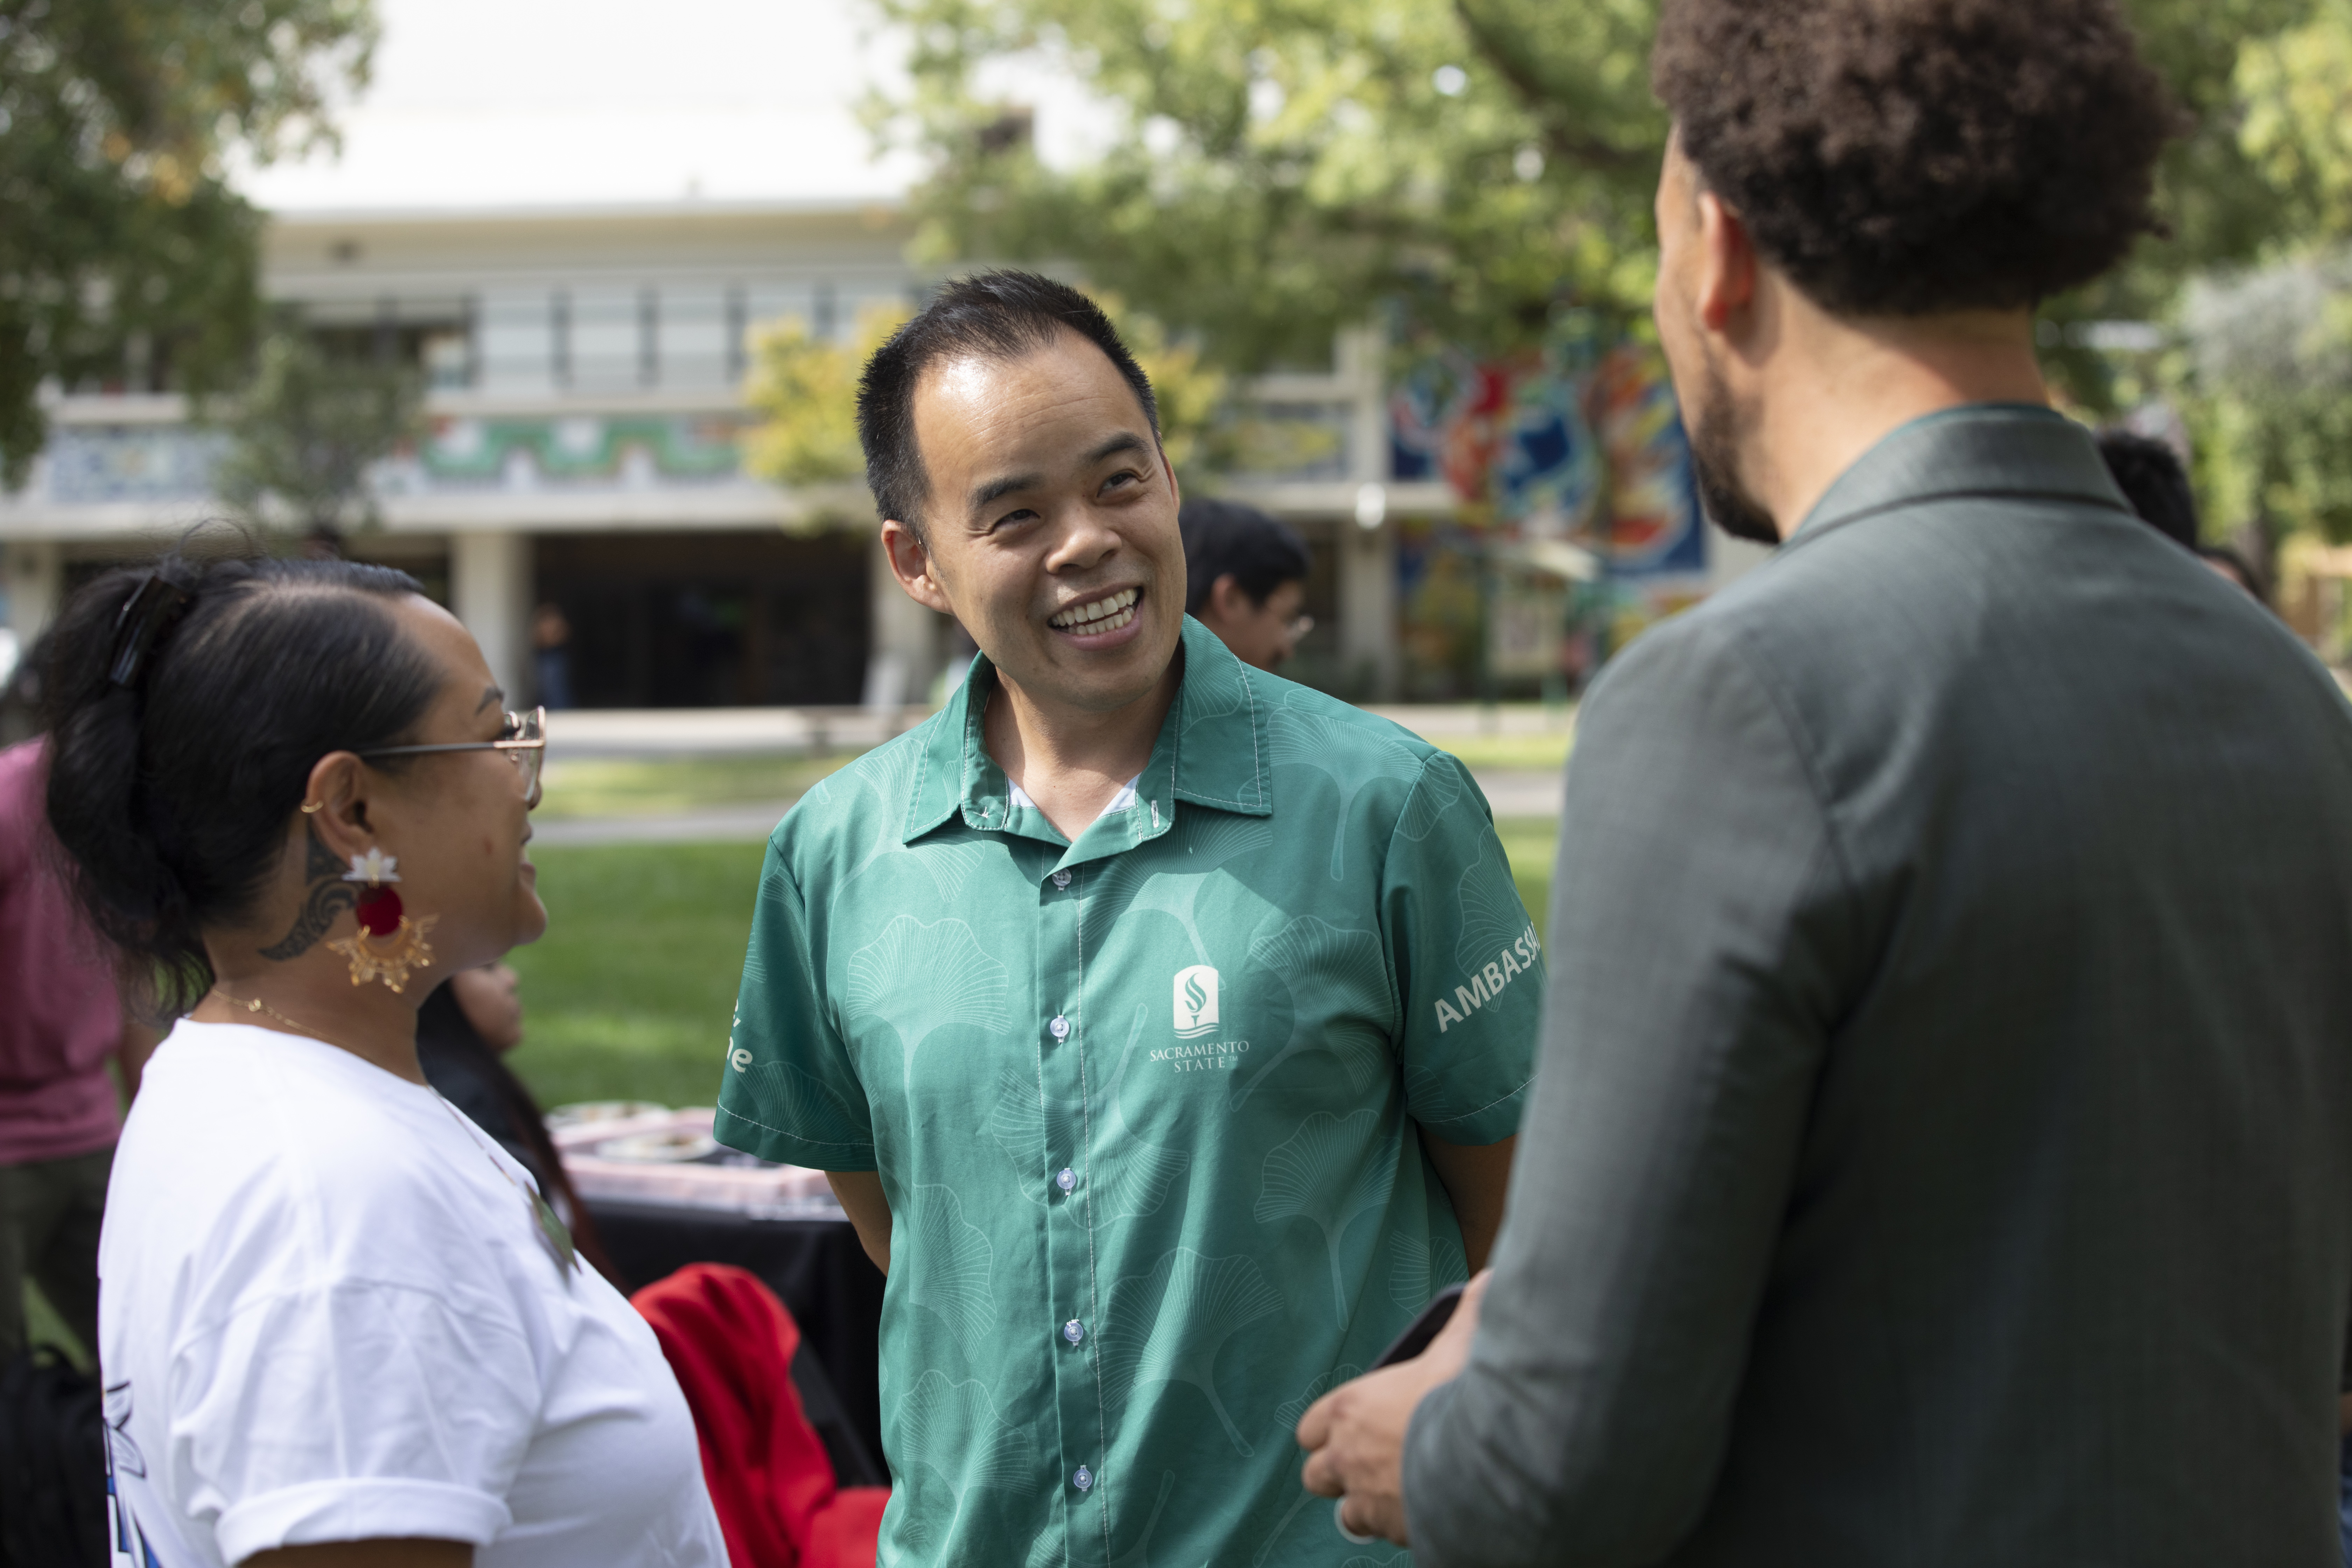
[{"x1": 0, "y1": 736, "x2": 152, "y2": 1360}]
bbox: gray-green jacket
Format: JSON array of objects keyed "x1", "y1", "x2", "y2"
[{"x1": 1404, "y1": 405, "x2": 2352, "y2": 1566}]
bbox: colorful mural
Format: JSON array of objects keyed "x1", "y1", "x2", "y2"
[
  {"x1": 420, "y1": 414, "x2": 748, "y2": 486},
  {"x1": 1388, "y1": 326, "x2": 1708, "y2": 695}
]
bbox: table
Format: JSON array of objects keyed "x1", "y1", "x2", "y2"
[{"x1": 586, "y1": 1196, "x2": 888, "y2": 1484}]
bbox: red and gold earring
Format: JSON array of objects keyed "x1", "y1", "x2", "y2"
[{"x1": 326, "y1": 848, "x2": 438, "y2": 992}]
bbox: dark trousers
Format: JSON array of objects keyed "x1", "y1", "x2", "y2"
[{"x1": 0, "y1": 1147, "x2": 110, "y2": 1360}]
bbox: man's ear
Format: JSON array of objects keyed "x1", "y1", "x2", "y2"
[
  {"x1": 881, "y1": 519, "x2": 954, "y2": 617},
  {"x1": 1203, "y1": 573, "x2": 1247, "y2": 624},
  {"x1": 1694, "y1": 191, "x2": 1758, "y2": 335}
]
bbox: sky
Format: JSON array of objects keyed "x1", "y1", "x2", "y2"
[{"x1": 234, "y1": 0, "x2": 927, "y2": 212}]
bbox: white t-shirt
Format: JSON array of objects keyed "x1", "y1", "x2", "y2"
[{"x1": 98, "y1": 1020, "x2": 727, "y2": 1568}]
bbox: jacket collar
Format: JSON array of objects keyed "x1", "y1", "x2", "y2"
[
  {"x1": 1786, "y1": 402, "x2": 2133, "y2": 554},
  {"x1": 900, "y1": 616, "x2": 1273, "y2": 847}
]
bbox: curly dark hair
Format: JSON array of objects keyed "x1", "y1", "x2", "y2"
[{"x1": 1652, "y1": 0, "x2": 2184, "y2": 316}]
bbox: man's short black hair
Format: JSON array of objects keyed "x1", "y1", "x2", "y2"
[
  {"x1": 1179, "y1": 498, "x2": 1311, "y2": 615},
  {"x1": 2095, "y1": 429, "x2": 2200, "y2": 550},
  {"x1": 1652, "y1": 0, "x2": 2183, "y2": 316},
  {"x1": 855, "y1": 270, "x2": 1160, "y2": 536}
]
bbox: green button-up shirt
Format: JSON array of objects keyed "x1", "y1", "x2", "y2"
[{"x1": 716, "y1": 618, "x2": 1539, "y2": 1566}]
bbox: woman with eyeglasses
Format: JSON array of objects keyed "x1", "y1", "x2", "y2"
[{"x1": 37, "y1": 549, "x2": 723, "y2": 1568}]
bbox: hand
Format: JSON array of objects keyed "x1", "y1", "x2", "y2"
[{"x1": 1297, "y1": 1270, "x2": 1491, "y2": 1546}]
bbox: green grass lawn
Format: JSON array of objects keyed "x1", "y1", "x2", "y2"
[
  {"x1": 505, "y1": 841, "x2": 769, "y2": 1110},
  {"x1": 536, "y1": 751, "x2": 864, "y2": 820},
  {"x1": 506, "y1": 817, "x2": 1561, "y2": 1114}
]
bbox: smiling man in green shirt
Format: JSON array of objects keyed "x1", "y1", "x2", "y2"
[{"x1": 713, "y1": 271, "x2": 1538, "y2": 1566}]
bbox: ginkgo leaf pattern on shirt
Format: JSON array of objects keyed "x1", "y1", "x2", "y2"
[
  {"x1": 1267, "y1": 696, "x2": 1421, "y2": 880},
  {"x1": 914, "y1": 837, "x2": 992, "y2": 903},
  {"x1": 845, "y1": 738, "x2": 925, "y2": 878},
  {"x1": 1251, "y1": 1368, "x2": 1364, "y2": 1568},
  {"x1": 1394, "y1": 751, "x2": 1468, "y2": 843},
  {"x1": 1387, "y1": 1227, "x2": 1468, "y2": 1315},
  {"x1": 1107, "y1": 1471, "x2": 1178, "y2": 1568},
  {"x1": 895, "y1": 1370, "x2": 1039, "y2": 1558},
  {"x1": 845, "y1": 916, "x2": 1010, "y2": 1085},
  {"x1": 719, "y1": 625, "x2": 1544, "y2": 1567},
  {"x1": 1233, "y1": 917, "x2": 1391, "y2": 1109},
  {"x1": 989, "y1": 1064, "x2": 1054, "y2": 1207},
  {"x1": 1096, "y1": 1007, "x2": 1191, "y2": 1224},
  {"x1": 904, "y1": 1185, "x2": 996, "y2": 1364},
  {"x1": 1099, "y1": 1248, "x2": 1282, "y2": 1455},
  {"x1": 1454, "y1": 844, "x2": 1535, "y2": 975},
  {"x1": 1255, "y1": 1110, "x2": 1398, "y2": 1322},
  {"x1": 733, "y1": 1059, "x2": 866, "y2": 1150},
  {"x1": 1093, "y1": 811, "x2": 1276, "y2": 965}
]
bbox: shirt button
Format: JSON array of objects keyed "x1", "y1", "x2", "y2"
[
  {"x1": 1072, "y1": 1465, "x2": 1094, "y2": 1492},
  {"x1": 1062, "y1": 1318, "x2": 1085, "y2": 1345},
  {"x1": 1055, "y1": 1167, "x2": 1076, "y2": 1193},
  {"x1": 1051, "y1": 869, "x2": 1072, "y2": 889},
  {"x1": 1049, "y1": 1015, "x2": 1071, "y2": 1040}
]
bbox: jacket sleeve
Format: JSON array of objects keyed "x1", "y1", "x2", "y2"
[{"x1": 1400, "y1": 617, "x2": 1858, "y2": 1567}]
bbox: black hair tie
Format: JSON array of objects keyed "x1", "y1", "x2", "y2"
[{"x1": 106, "y1": 574, "x2": 196, "y2": 688}]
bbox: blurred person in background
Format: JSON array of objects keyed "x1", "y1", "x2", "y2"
[
  {"x1": 43, "y1": 546, "x2": 722, "y2": 1567},
  {"x1": 1300, "y1": 1, "x2": 2352, "y2": 1563},
  {"x1": 416, "y1": 961, "x2": 620, "y2": 1287},
  {"x1": 0, "y1": 731, "x2": 156, "y2": 1365},
  {"x1": 2096, "y1": 428, "x2": 2274, "y2": 604},
  {"x1": 2096, "y1": 428, "x2": 2199, "y2": 549},
  {"x1": 531, "y1": 602, "x2": 575, "y2": 711},
  {"x1": 1180, "y1": 496, "x2": 1314, "y2": 670}
]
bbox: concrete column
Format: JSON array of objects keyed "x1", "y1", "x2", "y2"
[
  {"x1": 451, "y1": 531, "x2": 534, "y2": 707},
  {"x1": 1338, "y1": 514, "x2": 1400, "y2": 701},
  {"x1": 2, "y1": 541, "x2": 62, "y2": 648},
  {"x1": 865, "y1": 531, "x2": 943, "y2": 709}
]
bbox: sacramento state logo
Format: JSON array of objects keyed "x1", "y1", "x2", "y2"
[{"x1": 1172, "y1": 965, "x2": 1220, "y2": 1038}]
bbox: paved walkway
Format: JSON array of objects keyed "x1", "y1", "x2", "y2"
[{"x1": 534, "y1": 704, "x2": 1569, "y2": 845}]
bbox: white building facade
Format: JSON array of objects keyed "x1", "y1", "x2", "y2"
[{"x1": 0, "y1": 197, "x2": 1752, "y2": 709}]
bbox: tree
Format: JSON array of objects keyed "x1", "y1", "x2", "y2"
[
  {"x1": 870, "y1": 0, "x2": 2302, "y2": 382},
  {"x1": 212, "y1": 327, "x2": 420, "y2": 538},
  {"x1": 869, "y1": 0, "x2": 1665, "y2": 375},
  {"x1": 0, "y1": 0, "x2": 377, "y2": 484},
  {"x1": 2158, "y1": 0, "x2": 2352, "y2": 548}
]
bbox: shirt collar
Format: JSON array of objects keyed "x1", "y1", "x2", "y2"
[
  {"x1": 1786, "y1": 402, "x2": 2133, "y2": 554},
  {"x1": 899, "y1": 616, "x2": 1273, "y2": 848}
]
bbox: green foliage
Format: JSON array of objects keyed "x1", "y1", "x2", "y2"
[
  {"x1": 869, "y1": 0, "x2": 1665, "y2": 373},
  {"x1": 0, "y1": 0, "x2": 376, "y2": 484},
  {"x1": 741, "y1": 304, "x2": 909, "y2": 492},
  {"x1": 2148, "y1": 0, "x2": 2352, "y2": 544},
  {"x1": 211, "y1": 327, "x2": 421, "y2": 534}
]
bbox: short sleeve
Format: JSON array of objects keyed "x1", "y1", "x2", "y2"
[
  {"x1": 171, "y1": 1281, "x2": 536, "y2": 1563},
  {"x1": 1383, "y1": 750, "x2": 1541, "y2": 1144},
  {"x1": 714, "y1": 834, "x2": 877, "y2": 1169}
]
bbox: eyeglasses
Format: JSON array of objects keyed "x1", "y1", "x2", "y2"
[{"x1": 358, "y1": 706, "x2": 546, "y2": 808}]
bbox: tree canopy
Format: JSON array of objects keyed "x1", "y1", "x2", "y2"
[
  {"x1": 212, "y1": 325, "x2": 420, "y2": 537},
  {"x1": 876, "y1": 1, "x2": 2321, "y2": 375},
  {"x1": 0, "y1": 0, "x2": 376, "y2": 484}
]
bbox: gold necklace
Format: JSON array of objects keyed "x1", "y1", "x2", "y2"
[{"x1": 210, "y1": 987, "x2": 579, "y2": 1281}]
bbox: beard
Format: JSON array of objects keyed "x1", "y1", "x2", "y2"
[{"x1": 1685, "y1": 352, "x2": 1782, "y2": 546}]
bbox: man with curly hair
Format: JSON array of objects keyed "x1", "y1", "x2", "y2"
[{"x1": 1296, "y1": 1, "x2": 2352, "y2": 1563}]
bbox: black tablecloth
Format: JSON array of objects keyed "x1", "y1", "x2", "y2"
[{"x1": 587, "y1": 1198, "x2": 886, "y2": 1480}]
